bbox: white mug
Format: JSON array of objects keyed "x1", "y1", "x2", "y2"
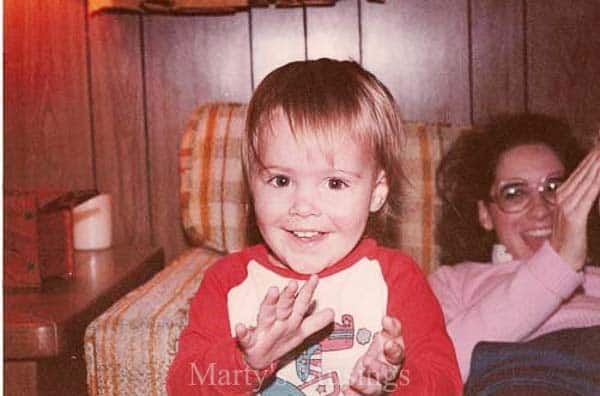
[{"x1": 72, "y1": 193, "x2": 112, "y2": 250}]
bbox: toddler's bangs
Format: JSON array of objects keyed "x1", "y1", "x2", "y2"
[{"x1": 253, "y1": 103, "x2": 378, "y2": 168}]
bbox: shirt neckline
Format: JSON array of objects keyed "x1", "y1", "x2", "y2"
[{"x1": 242, "y1": 238, "x2": 378, "y2": 280}]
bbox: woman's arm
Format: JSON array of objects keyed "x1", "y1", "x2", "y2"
[
  {"x1": 583, "y1": 266, "x2": 600, "y2": 297},
  {"x1": 429, "y1": 244, "x2": 583, "y2": 380}
]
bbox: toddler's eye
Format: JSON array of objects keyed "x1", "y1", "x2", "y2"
[
  {"x1": 268, "y1": 175, "x2": 290, "y2": 188},
  {"x1": 327, "y1": 178, "x2": 349, "y2": 190}
]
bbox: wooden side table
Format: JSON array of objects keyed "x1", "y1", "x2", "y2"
[{"x1": 4, "y1": 245, "x2": 164, "y2": 396}]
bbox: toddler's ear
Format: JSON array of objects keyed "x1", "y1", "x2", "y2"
[{"x1": 369, "y1": 171, "x2": 389, "y2": 212}]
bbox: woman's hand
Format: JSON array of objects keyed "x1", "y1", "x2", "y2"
[
  {"x1": 551, "y1": 142, "x2": 600, "y2": 271},
  {"x1": 235, "y1": 275, "x2": 334, "y2": 370},
  {"x1": 342, "y1": 316, "x2": 405, "y2": 395}
]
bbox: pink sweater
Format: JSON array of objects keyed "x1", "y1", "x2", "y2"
[{"x1": 428, "y1": 241, "x2": 600, "y2": 380}]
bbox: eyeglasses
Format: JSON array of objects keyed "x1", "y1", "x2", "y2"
[{"x1": 489, "y1": 176, "x2": 564, "y2": 213}]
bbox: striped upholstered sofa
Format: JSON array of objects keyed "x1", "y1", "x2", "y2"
[{"x1": 84, "y1": 103, "x2": 471, "y2": 395}]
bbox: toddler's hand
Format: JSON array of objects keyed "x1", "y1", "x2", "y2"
[
  {"x1": 235, "y1": 275, "x2": 334, "y2": 370},
  {"x1": 342, "y1": 316, "x2": 404, "y2": 395}
]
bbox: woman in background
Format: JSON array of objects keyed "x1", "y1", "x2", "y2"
[{"x1": 429, "y1": 114, "x2": 600, "y2": 384}]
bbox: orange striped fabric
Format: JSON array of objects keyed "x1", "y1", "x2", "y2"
[
  {"x1": 84, "y1": 248, "x2": 220, "y2": 396},
  {"x1": 198, "y1": 105, "x2": 219, "y2": 242},
  {"x1": 418, "y1": 126, "x2": 434, "y2": 271},
  {"x1": 396, "y1": 122, "x2": 471, "y2": 274},
  {"x1": 179, "y1": 103, "x2": 248, "y2": 253},
  {"x1": 219, "y1": 104, "x2": 236, "y2": 250}
]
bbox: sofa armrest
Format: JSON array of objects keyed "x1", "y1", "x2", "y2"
[{"x1": 84, "y1": 247, "x2": 223, "y2": 396}]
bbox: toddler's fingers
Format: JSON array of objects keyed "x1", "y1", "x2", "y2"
[
  {"x1": 291, "y1": 275, "x2": 319, "y2": 321},
  {"x1": 381, "y1": 316, "x2": 402, "y2": 338},
  {"x1": 383, "y1": 339, "x2": 405, "y2": 366},
  {"x1": 276, "y1": 280, "x2": 298, "y2": 320},
  {"x1": 256, "y1": 286, "x2": 280, "y2": 327},
  {"x1": 299, "y1": 307, "x2": 335, "y2": 337},
  {"x1": 235, "y1": 323, "x2": 252, "y2": 349},
  {"x1": 349, "y1": 372, "x2": 383, "y2": 396},
  {"x1": 362, "y1": 354, "x2": 399, "y2": 384},
  {"x1": 349, "y1": 350, "x2": 367, "y2": 381}
]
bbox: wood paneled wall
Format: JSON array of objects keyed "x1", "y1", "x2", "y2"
[{"x1": 5, "y1": 0, "x2": 600, "y2": 262}]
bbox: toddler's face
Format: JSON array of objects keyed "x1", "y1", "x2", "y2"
[{"x1": 249, "y1": 115, "x2": 388, "y2": 274}]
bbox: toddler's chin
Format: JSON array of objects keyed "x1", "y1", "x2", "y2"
[{"x1": 285, "y1": 259, "x2": 330, "y2": 275}]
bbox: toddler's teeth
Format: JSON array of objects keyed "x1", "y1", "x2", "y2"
[{"x1": 293, "y1": 231, "x2": 319, "y2": 238}]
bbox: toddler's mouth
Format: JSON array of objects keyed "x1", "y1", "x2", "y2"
[
  {"x1": 287, "y1": 230, "x2": 327, "y2": 242},
  {"x1": 292, "y1": 231, "x2": 321, "y2": 238}
]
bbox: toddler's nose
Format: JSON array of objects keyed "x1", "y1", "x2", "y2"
[{"x1": 289, "y1": 187, "x2": 321, "y2": 217}]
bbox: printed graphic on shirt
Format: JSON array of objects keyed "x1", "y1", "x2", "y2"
[
  {"x1": 262, "y1": 372, "x2": 340, "y2": 396},
  {"x1": 356, "y1": 328, "x2": 372, "y2": 345},
  {"x1": 262, "y1": 313, "x2": 370, "y2": 395},
  {"x1": 320, "y1": 314, "x2": 354, "y2": 352},
  {"x1": 261, "y1": 377, "x2": 304, "y2": 395},
  {"x1": 296, "y1": 344, "x2": 322, "y2": 382},
  {"x1": 298, "y1": 371, "x2": 340, "y2": 395}
]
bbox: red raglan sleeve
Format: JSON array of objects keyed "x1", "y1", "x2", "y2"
[
  {"x1": 166, "y1": 255, "x2": 277, "y2": 396},
  {"x1": 381, "y1": 250, "x2": 462, "y2": 395}
]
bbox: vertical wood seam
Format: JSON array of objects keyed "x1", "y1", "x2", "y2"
[
  {"x1": 357, "y1": 0, "x2": 363, "y2": 65},
  {"x1": 248, "y1": 10, "x2": 255, "y2": 91},
  {"x1": 467, "y1": 0, "x2": 474, "y2": 125},
  {"x1": 523, "y1": 0, "x2": 529, "y2": 112},
  {"x1": 84, "y1": 0, "x2": 98, "y2": 189},
  {"x1": 303, "y1": 5, "x2": 308, "y2": 60},
  {"x1": 140, "y1": 15, "x2": 155, "y2": 246}
]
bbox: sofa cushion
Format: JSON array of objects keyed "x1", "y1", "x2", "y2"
[
  {"x1": 179, "y1": 102, "x2": 471, "y2": 272},
  {"x1": 397, "y1": 122, "x2": 471, "y2": 274},
  {"x1": 179, "y1": 103, "x2": 248, "y2": 253}
]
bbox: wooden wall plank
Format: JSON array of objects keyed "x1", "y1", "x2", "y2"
[
  {"x1": 4, "y1": 0, "x2": 94, "y2": 190},
  {"x1": 471, "y1": 0, "x2": 525, "y2": 123},
  {"x1": 144, "y1": 13, "x2": 252, "y2": 261},
  {"x1": 361, "y1": 0, "x2": 471, "y2": 125},
  {"x1": 250, "y1": 6, "x2": 305, "y2": 88},
  {"x1": 527, "y1": 0, "x2": 600, "y2": 144},
  {"x1": 88, "y1": 14, "x2": 152, "y2": 246},
  {"x1": 306, "y1": 1, "x2": 360, "y2": 61}
]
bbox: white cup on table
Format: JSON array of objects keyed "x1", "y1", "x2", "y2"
[{"x1": 72, "y1": 193, "x2": 113, "y2": 250}]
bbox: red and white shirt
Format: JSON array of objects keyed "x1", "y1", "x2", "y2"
[{"x1": 167, "y1": 239, "x2": 461, "y2": 395}]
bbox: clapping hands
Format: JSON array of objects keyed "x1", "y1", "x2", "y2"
[
  {"x1": 236, "y1": 277, "x2": 405, "y2": 395},
  {"x1": 235, "y1": 275, "x2": 335, "y2": 370},
  {"x1": 551, "y1": 136, "x2": 600, "y2": 271}
]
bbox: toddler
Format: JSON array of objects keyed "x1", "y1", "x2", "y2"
[{"x1": 167, "y1": 58, "x2": 461, "y2": 395}]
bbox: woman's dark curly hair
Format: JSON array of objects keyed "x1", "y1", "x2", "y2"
[{"x1": 436, "y1": 113, "x2": 600, "y2": 265}]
